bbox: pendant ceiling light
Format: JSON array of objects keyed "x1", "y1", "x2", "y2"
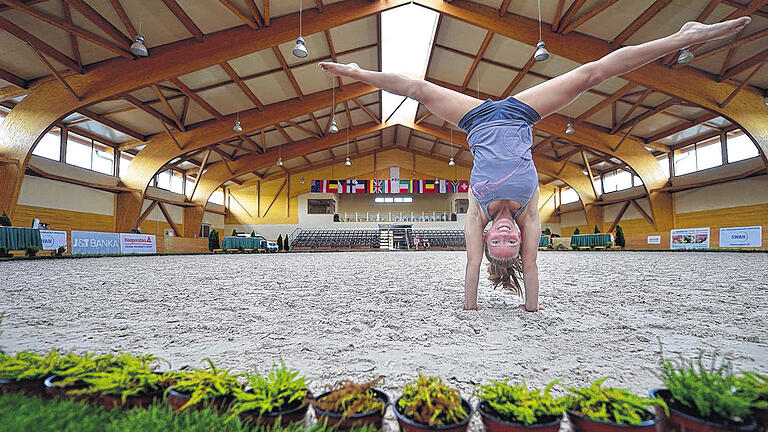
[
  {"x1": 344, "y1": 127, "x2": 351, "y2": 166},
  {"x1": 130, "y1": 17, "x2": 148, "y2": 57},
  {"x1": 677, "y1": 47, "x2": 694, "y2": 64},
  {"x1": 565, "y1": 122, "x2": 575, "y2": 135},
  {"x1": 292, "y1": 1, "x2": 308, "y2": 58},
  {"x1": 232, "y1": 110, "x2": 242, "y2": 133},
  {"x1": 533, "y1": 0, "x2": 549, "y2": 62},
  {"x1": 329, "y1": 78, "x2": 339, "y2": 133},
  {"x1": 448, "y1": 128, "x2": 455, "y2": 166},
  {"x1": 276, "y1": 143, "x2": 283, "y2": 166}
]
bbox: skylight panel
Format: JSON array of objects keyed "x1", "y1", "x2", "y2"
[{"x1": 380, "y1": 4, "x2": 439, "y2": 125}]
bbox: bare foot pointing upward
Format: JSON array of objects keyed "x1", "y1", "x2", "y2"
[
  {"x1": 318, "y1": 62, "x2": 360, "y2": 78},
  {"x1": 678, "y1": 16, "x2": 751, "y2": 45}
]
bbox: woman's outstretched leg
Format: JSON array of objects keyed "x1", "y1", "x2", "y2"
[
  {"x1": 318, "y1": 62, "x2": 483, "y2": 127},
  {"x1": 515, "y1": 16, "x2": 751, "y2": 119}
]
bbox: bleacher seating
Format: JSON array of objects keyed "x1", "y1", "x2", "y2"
[
  {"x1": 408, "y1": 229, "x2": 465, "y2": 249},
  {"x1": 290, "y1": 229, "x2": 380, "y2": 250}
]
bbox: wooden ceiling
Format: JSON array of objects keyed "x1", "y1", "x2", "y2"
[{"x1": 1, "y1": 0, "x2": 766, "y2": 190}]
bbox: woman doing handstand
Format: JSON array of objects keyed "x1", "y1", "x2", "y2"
[{"x1": 319, "y1": 16, "x2": 751, "y2": 311}]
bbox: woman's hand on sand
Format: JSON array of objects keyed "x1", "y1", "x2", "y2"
[{"x1": 516, "y1": 304, "x2": 543, "y2": 312}]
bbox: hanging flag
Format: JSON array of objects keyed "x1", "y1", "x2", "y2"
[
  {"x1": 354, "y1": 180, "x2": 368, "y2": 193},
  {"x1": 458, "y1": 180, "x2": 470, "y2": 193},
  {"x1": 424, "y1": 180, "x2": 437, "y2": 194},
  {"x1": 327, "y1": 180, "x2": 339, "y2": 193},
  {"x1": 450, "y1": 180, "x2": 460, "y2": 193},
  {"x1": 399, "y1": 180, "x2": 411, "y2": 193},
  {"x1": 311, "y1": 180, "x2": 322, "y2": 193},
  {"x1": 438, "y1": 179, "x2": 448, "y2": 193}
]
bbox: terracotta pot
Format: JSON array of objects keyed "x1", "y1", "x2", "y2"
[
  {"x1": 566, "y1": 409, "x2": 659, "y2": 432},
  {"x1": 313, "y1": 388, "x2": 390, "y2": 431},
  {"x1": 0, "y1": 377, "x2": 47, "y2": 398},
  {"x1": 239, "y1": 390, "x2": 313, "y2": 426},
  {"x1": 43, "y1": 375, "x2": 91, "y2": 402},
  {"x1": 167, "y1": 389, "x2": 236, "y2": 413},
  {"x1": 649, "y1": 389, "x2": 757, "y2": 432},
  {"x1": 477, "y1": 401, "x2": 562, "y2": 432},
  {"x1": 99, "y1": 389, "x2": 163, "y2": 410},
  {"x1": 393, "y1": 396, "x2": 474, "y2": 432}
]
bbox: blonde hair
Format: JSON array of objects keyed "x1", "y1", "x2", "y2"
[{"x1": 484, "y1": 245, "x2": 524, "y2": 296}]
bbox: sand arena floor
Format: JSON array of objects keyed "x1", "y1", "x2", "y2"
[{"x1": 1, "y1": 251, "x2": 767, "y2": 430}]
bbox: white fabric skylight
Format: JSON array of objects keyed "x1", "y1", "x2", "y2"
[{"x1": 380, "y1": 4, "x2": 439, "y2": 125}]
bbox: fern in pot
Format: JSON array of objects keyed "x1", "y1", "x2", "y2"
[
  {"x1": 394, "y1": 374, "x2": 472, "y2": 432},
  {"x1": 651, "y1": 350, "x2": 758, "y2": 432},
  {"x1": 475, "y1": 379, "x2": 567, "y2": 432},
  {"x1": 166, "y1": 358, "x2": 243, "y2": 413},
  {"x1": 0, "y1": 349, "x2": 62, "y2": 397},
  {"x1": 312, "y1": 376, "x2": 389, "y2": 431},
  {"x1": 566, "y1": 377, "x2": 667, "y2": 432},
  {"x1": 228, "y1": 361, "x2": 311, "y2": 426}
]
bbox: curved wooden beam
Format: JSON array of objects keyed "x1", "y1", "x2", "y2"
[
  {"x1": 535, "y1": 157, "x2": 604, "y2": 231},
  {"x1": 0, "y1": 0, "x2": 411, "y2": 219}
]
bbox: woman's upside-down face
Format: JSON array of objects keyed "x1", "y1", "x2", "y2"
[{"x1": 484, "y1": 217, "x2": 522, "y2": 259}]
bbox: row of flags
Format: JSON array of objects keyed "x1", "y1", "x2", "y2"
[{"x1": 311, "y1": 179, "x2": 470, "y2": 194}]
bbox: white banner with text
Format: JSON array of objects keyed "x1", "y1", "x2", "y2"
[
  {"x1": 39, "y1": 230, "x2": 67, "y2": 251},
  {"x1": 719, "y1": 226, "x2": 762, "y2": 248},
  {"x1": 119, "y1": 234, "x2": 156, "y2": 254},
  {"x1": 670, "y1": 227, "x2": 710, "y2": 250}
]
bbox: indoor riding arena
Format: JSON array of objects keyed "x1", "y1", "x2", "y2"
[{"x1": 0, "y1": 1, "x2": 766, "y2": 432}]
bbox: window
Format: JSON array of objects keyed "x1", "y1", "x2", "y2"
[
  {"x1": 185, "y1": 176, "x2": 195, "y2": 197},
  {"x1": 65, "y1": 133, "x2": 114, "y2": 175},
  {"x1": 455, "y1": 198, "x2": 468, "y2": 214},
  {"x1": 170, "y1": 170, "x2": 183, "y2": 194},
  {"x1": 32, "y1": 128, "x2": 61, "y2": 161},
  {"x1": 726, "y1": 131, "x2": 759, "y2": 163},
  {"x1": 674, "y1": 136, "x2": 722, "y2": 176},
  {"x1": 308, "y1": 199, "x2": 335, "y2": 214},
  {"x1": 120, "y1": 153, "x2": 133, "y2": 175},
  {"x1": 657, "y1": 156, "x2": 670, "y2": 178},
  {"x1": 602, "y1": 169, "x2": 632, "y2": 193},
  {"x1": 156, "y1": 170, "x2": 172, "y2": 190},
  {"x1": 633, "y1": 174, "x2": 643, "y2": 187},
  {"x1": 374, "y1": 196, "x2": 413, "y2": 204},
  {"x1": 208, "y1": 187, "x2": 224, "y2": 205},
  {"x1": 156, "y1": 169, "x2": 184, "y2": 194},
  {"x1": 561, "y1": 187, "x2": 579, "y2": 204},
  {"x1": 593, "y1": 178, "x2": 602, "y2": 196}
]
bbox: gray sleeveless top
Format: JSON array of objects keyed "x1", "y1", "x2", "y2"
[{"x1": 467, "y1": 119, "x2": 538, "y2": 221}]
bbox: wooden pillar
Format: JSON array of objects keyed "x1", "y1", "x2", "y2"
[
  {"x1": 183, "y1": 206, "x2": 204, "y2": 237},
  {"x1": 60, "y1": 126, "x2": 68, "y2": 163}
]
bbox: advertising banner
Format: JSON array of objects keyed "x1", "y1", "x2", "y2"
[
  {"x1": 647, "y1": 235, "x2": 661, "y2": 244},
  {"x1": 119, "y1": 234, "x2": 156, "y2": 254},
  {"x1": 719, "y1": 226, "x2": 762, "y2": 248},
  {"x1": 670, "y1": 227, "x2": 710, "y2": 250},
  {"x1": 39, "y1": 230, "x2": 67, "y2": 251},
  {"x1": 71, "y1": 231, "x2": 120, "y2": 255}
]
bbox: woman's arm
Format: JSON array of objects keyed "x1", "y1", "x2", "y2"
[
  {"x1": 517, "y1": 188, "x2": 542, "y2": 311},
  {"x1": 464, "y1": 193, "x2": 486, "y2": 310}
]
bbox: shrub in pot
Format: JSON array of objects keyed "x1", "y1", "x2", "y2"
[
  {"x1": 72, "y1": 352, "x2": 173, "y2": 410},
  {"x1": 738, "y1": 372, "x2": 768, "y2": 430},
  {"x1": 228, "y1": 361, "x2": 311, "y2": 426},
  {"x1": 55, "y1": 245, "x2": 66, "y2": 256},
  {"x1": 0, "y1": 247, "x2": 11, "y2": 258},
  {"x1": 312, "y1": 376, "x2": 389, "y2": 431},
  {"x1": 394, "y1": 374, "x2": 472, "y2": 432},
  {"x1": 0, "y1": 349, "x2": 61, "y2": 397},
  {"x1": 565, "y1": 377, "x2": 667, "y2": 432},
  {"x1": 166, "y1": 358, "x2": 242, "y2": 413},
  {"x1": 475, "y1": 379, "x2": 567, "y2": 432},
  {"x1": 25, "y1": 246, "x2": 39, "y2": 257},
  {"x1": 652, "y1": 350, "x2": 758, "y2": 432},
  {"x1": 208, "y1": 230, "x2": 220, "y2": 251},
  {"x1": 0, "y1": 210, "x2": 11, "y2": 226},
  {"x1": 44, "y1": 351, "x2": 130, "y2": 401}
]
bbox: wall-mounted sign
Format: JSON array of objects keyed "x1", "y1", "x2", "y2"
[
  {"x1": 670, "y1": 227, "x2": 710, "y2": 250},
  {"x1": 71, "y1": 231, "x2": 120, "y2": 255},
  {"x1": 120, "y1": 234, "x2": 156, "y2": 254},
  {"x1": 646, "y1": 235, "x2": 661, "y2": 244},
  {"x1": 39, "y1": 230, "x2": 67, "y2": 251},
  {"x1": 719, "y1": 226, "x2": 762, "y2": 248}
]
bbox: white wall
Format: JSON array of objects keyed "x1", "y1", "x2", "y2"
[
  {"x1": 675, "y1": 175, "x2": 768, "y2": 214},
  {"x1": 18, "y1": 175, "x2": 115, "y2": 215}
]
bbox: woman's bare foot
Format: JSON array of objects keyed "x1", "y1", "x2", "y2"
[
  {"x1": 318, "y1": 62, "x2": 361, "y2": 78},
  {"x1": 679, "y1": 16, "x2": 751, "y2": 44}
]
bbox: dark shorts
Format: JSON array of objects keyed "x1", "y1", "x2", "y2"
[{"x1": 458, "y1": 97, "x2": 541, "y2": 134}]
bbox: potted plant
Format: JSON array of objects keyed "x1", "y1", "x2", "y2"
[
  {"x1": 25, "y1": 246, "x2": 39, "y2": 257},
  {"x1": 166, "y1": 358, "x2": 242, "y2": 413},
  {"x1": 739, "y1": 372, "x2": 768, "y2": 430},
  {"x1": 55, "y1": 245, "x2": 67, "y2": 256},
  {"x1": 614, "y1": 226, "x2": 626, "y2": 248},
  {"x1": 312, "y1": 376, "x2": 389, "y2": 431},
  {"x1": 475, "y1": 379, "x2": 567, "y2": 432},
  {"x1": 651, "y1": 350, "x2": 758, "y2": 432},
  {"x1": 0, "y1": 349, "x2": 61, "y2": 397},
  {"x1": 284, "y1": 234, "x2": 290, "y2": 252},
  {"x1": 208, "y1": 230, "x2": 220, "y2": 251},
  {"x1": 566, "y1": 377, "x2": 667, "y2": 432},
  {"x1": 0, "y1": 210, "x2": 11, "y2": 226},
  {"x1": 394, "y1": 375, "x2": 472, "y2": 432},
  {"x1": 228, "y1": 361, "x2": 311, "y2": 426},
  {"x1": 44, "y1": 352, "x2": 127, "y2": 401},
  {"x1": 72, "y1": 352, "x2": 173, "y2": 410}
]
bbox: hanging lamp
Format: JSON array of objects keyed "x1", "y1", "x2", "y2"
[
  {"x1": 329, "y1": 78, "x2": 339, "y2": 133},
  {"x1": 130, "y1": 17, "x2": 148, "y2": 57},
  {"x1": 533, "y1": 0, "x2": 549, "y2": 62},
  {"x1": 293, "y1": 0, "x2": 309, "y2": 58},
  {"x1": 448, "y1": 128, "x2": 455, "y2": 166},
  {"x1": 677, "y1": 47, "x2": 694, "y2": 64},
  {"x1": 232, "y1": 110, "x2": 243, "y2": 133},
  {"x1": 344, "y1": 126, "x2": 351, "y2": 166},
  {"x1": 276, "y1": 143, "x2": 284, "y2": 166}
]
